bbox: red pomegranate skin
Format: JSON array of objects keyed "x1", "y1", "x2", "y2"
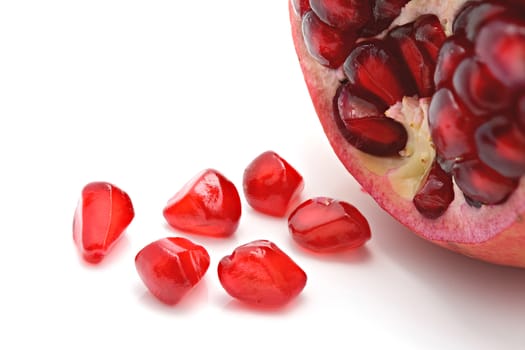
[{"x1": 289, "y1": 1, "x2": 525, "y2": 268}]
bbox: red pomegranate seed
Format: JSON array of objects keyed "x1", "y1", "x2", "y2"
[
  {"x1": 475, "y1": 16, "x2": 525, "y2": 89},
  {"x1": 413, "y1": 14, "x2": 447, "y2": 62},
  {"x1": 218, "y1": 240, "x2": 307, "y2": 307},
  {"x1": 73, "y1": 181, "x2": 134, "y2": 264},
  {"x1": 453, "y1": 159, "x2": 519, "y2": 205},
  {"x1": 476, "y1": 116, "x2": 525, "y2": 178},
  {"x1": 337, "y1": 83, "x2": 387, "y2": 121},
  {"x1": 135, "y1": 237, "x2": 210, "y2": 305},
  {"x1": 364, "y1": 0, "x2": 410, "y2": 36},
  {"x1": 309, "y1": 0, "x2": 372, "y2": 30},
  {"x1": 291, "y1": 0, "x2": 311, "y2": 17},
  {"x1": 344, "y1": 40, "x2": 415, "y2": 106},
  {"x1": 428, "y1": 88, "x2": 478, "y2": 171},
  {"x1": 335, "y1": 84, "x2": 407, "y2": 156},
  {"x1": 163, "y1": 169, "x2": 241, "y2": 237},
  {"x1": 434, "y1": 36, "x2": 471, "y2": 88},
  {"x1": 243, "y1": 151, "x2": 304, "y2": 217},
  {"x1": 453, "y1": 1, "x2": 508, "y2": 40},
  {"x1": 518, "y1": 94, "x2": 525, "y2": 131},
  {"x1": 339, "y1": 116, "x2": 408, "y2": 157},
  {"x1": 509, "y1": 0, "x2": 525, "y2": 8},
  {"x1": 452, "y1": 1, "x2": 481, "y2": 36},
  {"x1": 288, "y1": 197, "x2": 371, "y2": 252},
  {"x1": 302, "y1": 11, "x2": 357, "y2": 68},
  {"x1": 387, "y1": 23, "x2": 435, "y2": 97},
  {"x1": 452, "y1": 57, "x2": 512, "y2": 115},
  {"x1": 413, "y1": 162, "x2": 454, "y2": 219}
]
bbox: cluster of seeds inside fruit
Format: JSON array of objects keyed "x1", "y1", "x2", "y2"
[
  {"x1": 296, "y1": 0, "x2": 525, "y2": 217},
  {"x1": 73, "y1": 151, "x2": 371, "y2": 308},
  {"x1": 430, "y1": 0, "x2": 525, "y2": 207}
]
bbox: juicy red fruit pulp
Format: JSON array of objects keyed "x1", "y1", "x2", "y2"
[{"x1": 298, "y1": 0, "x2": 525, "y2": 218}]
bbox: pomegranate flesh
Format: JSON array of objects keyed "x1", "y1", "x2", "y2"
[{"x1": 290, "y1": 0, "x2": 525, "y2": 267}]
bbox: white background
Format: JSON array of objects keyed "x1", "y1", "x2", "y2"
[{"x1": 1, "y1": 1, "x2": 525, "y2": 349}]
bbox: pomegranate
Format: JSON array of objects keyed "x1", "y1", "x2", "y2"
[{"x1": 290, "y1": 0, "x2": 525, "y2": 267}]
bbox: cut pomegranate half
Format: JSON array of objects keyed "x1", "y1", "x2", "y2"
[{"x1": 290, "y1": 0, "x2": 525, "y2": 267}]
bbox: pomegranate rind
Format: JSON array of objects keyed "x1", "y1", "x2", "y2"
[{"x1": 289, "y1": 2, "x2": 525, "y2": 268}]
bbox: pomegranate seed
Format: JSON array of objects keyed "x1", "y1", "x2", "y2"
[
  {"x1": 309, "y1": 0, "x2": 372, "y2": 30},
  {"x1": 291, "y1": 0, "x2": 311, "y2": 17},
  {"x1": 475, "y1": 16, "x2": 525, "y2": 89},
  {"x1": 453, "y1": 159, "x2": 519, "y2": 205},
  {"x1": 73, "y1": 181, "x2": 134, "y2": 264},
  {"x1": 413, "y1": 162, "x2": 454, "y2": 219},
  {"x1": 344, "y1": 40, "x2": 415, "y2": 106},
  {"x1": 452, "y1": 57, "x2": 512, "y2": 115},
  {"x1": 517, "y1": 94, "x2": 525, "y2": 131},
  {"x1": 364, "y1": 0, "x2": 410, "y2": 36},
  {"x1": 339, "y1": 115, "x2": 408, "y2": 157},
  {"x1": 335, "y1": 84, "x2": 407, "y2": 156},
  {"x1": 243, "y1": 151, "x2": 304, "y2": 217},
  {"x1": 135, "y1": 237, "x2": 210, "y2": 305},
  {"x1": 302, "y1": 11, "x2": 357, "y2": 68},
  {"x1": 218, "y1": 240, "x2": 307, "y2": 307},
  {"x1": 434, "y1": 37, "x2": 471, "y2": 88},
  {"x1": 387, "y1": 23, "x2": 435, "y2": 97},
  {"x1": 509, "y1": 0, "x2": 525, "y2": 8},
  {"x1": 476, "y1": 116, "x2": 525, "y2": 178},
  {"x1": 337, "y1": 83, "x2": 387, "y2": 121},
  {"x1": 163, "y1": 169, "x2": 241, "y2": 237},
  {"x1": 413, "y1": 14, "x2": 447, "y2": 62},
  {"x1": 288, "y1": 197, "x2": 371, "y2": 252},
  {"x1": 452, "y1": 1, "x2": 481, "y2": 37},
  {"x1": 453, "y1": 1, "x2": 508, "y2": 41},
  {"x1": 428, "y1": 88, "x2": 478, "y2": 171}
]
